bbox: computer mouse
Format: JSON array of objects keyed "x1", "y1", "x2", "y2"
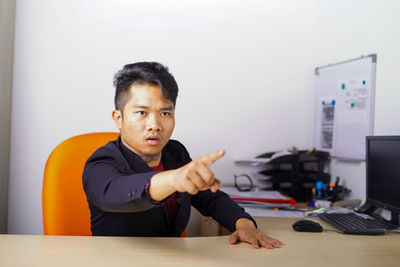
[{"x1": 292, "y1": 219, "x2": 324, "y2": 232}]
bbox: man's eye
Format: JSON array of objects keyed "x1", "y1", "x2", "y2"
[
  {"x1": 136, "y1": 111, "x2": 146, "y2": 115},
  {"x1": 161, "y1": 112, "x2": 171, "y2": 117}
]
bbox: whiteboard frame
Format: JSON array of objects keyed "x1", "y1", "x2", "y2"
[{"x1": 313, "y1": 54, "x2": 377, "y2": 161}]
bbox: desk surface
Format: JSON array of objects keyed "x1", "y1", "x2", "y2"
[{"x1": 1, "y1": 217, "x2": 399, "y2": 267}]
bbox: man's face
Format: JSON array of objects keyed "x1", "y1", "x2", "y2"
[{"x1": 112, "y1": 84, "x2": 175, "y2": 167}]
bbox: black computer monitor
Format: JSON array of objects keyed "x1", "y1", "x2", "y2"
[{"x1": 358, "y1": 136, "x2": 400, "y2": 224}]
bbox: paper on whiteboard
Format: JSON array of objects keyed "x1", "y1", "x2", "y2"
[
  {"x1": 340, "y1": 78, "x2": 368, "y2": 111},
  {"x1": 333, "y1": 78, "x2": 369, "y2": 159},
  {"x1": 316, "y1": 96, "x2": 336, "y2": 151}
]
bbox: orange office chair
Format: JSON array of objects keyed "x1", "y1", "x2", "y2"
[{"x1": 42, "y1": 132, "x2": 119, "y2": 235}]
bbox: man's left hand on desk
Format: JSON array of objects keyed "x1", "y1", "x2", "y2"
[{"x1": 230, "y1": 218, "x2": 284, "y2": 249}]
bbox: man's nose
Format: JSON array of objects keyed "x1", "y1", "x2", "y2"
[{"x1": 146, "y1": 114, "x2": 161, "y2": 131}]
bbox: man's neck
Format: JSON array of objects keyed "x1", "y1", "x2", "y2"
[
  {"x1": 120, "y1": 138, "x2": 161, "y2": 167},
  {"x1": 146, "y1": 155, "x2": 161, "y2": 168}
]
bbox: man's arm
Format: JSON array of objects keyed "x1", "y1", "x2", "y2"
[
  {"x1": 148, "y1": 149, "x2": 284, "y2": 249},
  {"x1": 83, "y1": 148, "x2": 160, "y2": 213},
  {"x1": 148, "y1": 150, "x2": 224, "y2": 201}
]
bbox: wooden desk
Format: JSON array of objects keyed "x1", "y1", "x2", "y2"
[{"x1": 1, "y1": 217, "x2": 399, "y2": 266}]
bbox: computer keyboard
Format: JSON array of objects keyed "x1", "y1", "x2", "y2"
[{"x1": 319, "y1": 213, "x2": 396, "y2": 235}]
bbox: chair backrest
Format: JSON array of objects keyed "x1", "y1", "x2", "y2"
[{"x1": 42, "y1": 132, "x2": 119, "y2": 235}]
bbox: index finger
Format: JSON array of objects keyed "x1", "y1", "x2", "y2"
[{"x1": 201, "y1": 150, "x2": 225, "y2": 166}]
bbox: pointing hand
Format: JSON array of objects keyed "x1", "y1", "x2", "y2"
[{"x1": 172, "y1": 150, "x2": 225, "y2": 194}]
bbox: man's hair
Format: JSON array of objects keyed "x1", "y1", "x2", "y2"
[{"x1": 113, "y1": 62, "x2": 179, "y2": 112}]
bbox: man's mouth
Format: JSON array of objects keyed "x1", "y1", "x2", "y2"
[{"x1": 146, "y1": 136, "x2": 161, "y2": 145}]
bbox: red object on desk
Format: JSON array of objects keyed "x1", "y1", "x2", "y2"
[{"x1": 230, "y1": 197, "x2": 297, "y2": 206}]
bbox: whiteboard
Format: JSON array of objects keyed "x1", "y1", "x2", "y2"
[{"x1": 313, "y1": 54, "x2": 376, "y2": 160}]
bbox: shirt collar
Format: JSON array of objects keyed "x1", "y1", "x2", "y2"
[
  {"x1": 118, "y1": 137, "x2": 152, "y2": 172},
  {"x1": 118, "y1": 136, "x2": 178, "y2": 172}
]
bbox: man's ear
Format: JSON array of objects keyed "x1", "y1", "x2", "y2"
[{"x1": 112, "y1": 110, "x2": 122, "y2": 129}]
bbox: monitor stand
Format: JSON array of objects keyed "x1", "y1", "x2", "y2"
[{"x1": 358, "y1": 201, "x2": 400, "y2": 225}]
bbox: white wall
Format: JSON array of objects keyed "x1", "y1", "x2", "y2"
[{"x1": 8, "y1": 0, "x2": 400, "y2": 235}]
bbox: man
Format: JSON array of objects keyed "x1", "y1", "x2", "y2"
[{"x1": 83, "y1": 62, "x2": 283, "y2": 249}]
